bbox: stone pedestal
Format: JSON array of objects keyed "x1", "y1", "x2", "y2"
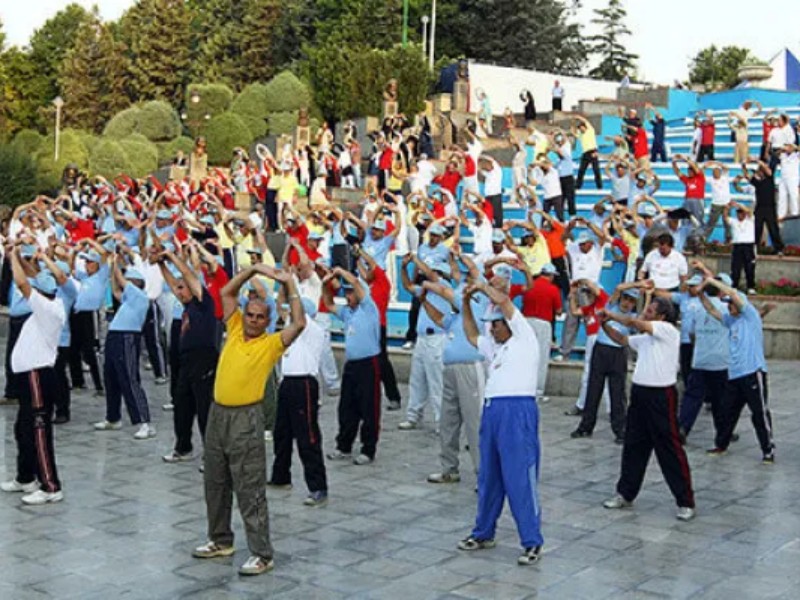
[
  {"x1": 383, "y1": 101, "x2": 398, "y2": 119},
  {"x1": 453, "y1": 81, "x2": 469, "y2": 112},
  {"x1": 168, "y1": 165, "x2": 186, "y2": 181},
  {"x1": 432, "y1": 94, "x2": 451, "y2": 113},
  {"x1": 295, "y1": 126, "x2": 311, "y2": 148}
]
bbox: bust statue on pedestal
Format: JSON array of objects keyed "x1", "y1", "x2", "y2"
[
  {"x1": 296, "y1": 107, "x2": 311, "y2": 147},
  {"x1": 383, "y1": 79, "x2": 399, "y2": 119},
  {"x1": 453, "y1": 59, "x2": 469, "y2": 112}
]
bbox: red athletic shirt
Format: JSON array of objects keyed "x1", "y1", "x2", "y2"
[
  {"x1": 434, "y1": 171, "x2": 461, "y2": 197},
  {"x1": 66, "y1": 218, "x2": 96, "y2": 243},
  {"x1": 286, "y1": 223, "x2": 309, "y2": 265},
  {"x1": 633, "y1": 127, "x2": 649, "y2": 159},
  {"x1": 680, "y1": 171, "x2": 706, "y2": 199},
  {"x1": 378, "y1": 148, "x2": 394, "y2": 171},
  {"x1": 580, "y1": 289, "x2": 609, "y2": 336},
  {"x1": 763, "y1": 121, "x2": 776, "y2": 141},
  {"x1": 510, "y1": 277, "x2": 563, "y2": 320},
  {"x1": 464, "y1": 155, "x2": 477, "y2": 177},
  {"x1": 202, "y1": 267, "x2": 230, "y2": 320},
  {"x1": 370, "y1": 266, "x2": 391, "y2": 326},
  {"x1": 700, "y1": 123, "x2": 715, "y2": 146}
]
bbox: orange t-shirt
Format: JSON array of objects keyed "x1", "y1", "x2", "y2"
[{"x1": 541, "y1": 220, "x2": 566, "y2": 259}]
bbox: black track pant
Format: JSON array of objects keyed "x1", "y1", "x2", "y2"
[
  {"x1": 560, "y1": 176, "x2": 576, "y2": 216},
  {"x1": 486, "y1": 194, "x2": 503, "y2": 228},
  {"x1": 271, "y1": 375, "x2": 327, "y2": 493},
  {"x1": 380, "y1": 326, "x2": 401, "y2": 404},
  {"x1": 336, "y1": 356, "x2": 381, "y2": 459},
  {"x1": 15, "y1": 368, "x2": 61, "y2": 493},
  {"x1": 169, "y1": 319, "x2": 181, "y2": 403},
  {"x1": 578, "y1": 344, "x2": 627, "y2": 437},
  {"x1": 173, "y1": 348, "x2": 218, "y2": 455},
  {"x1": 576, "y1": 151, "x2": 602, "y2": 189},
  {"x1": 755, "y1": 209, "x2": 784, "y2": 252},
  {"x1": 616, "y1": 384, "x2": 695, "y2": 508},
  {"x1": 4, "y1": 315, "x2": 29, "y2": 399},
  {"x1": 142, "y1": 301, "x2": 167, "y2": 378},
  {"x1": 69, "y1": 311, "x2": 103, "y2": 390},
  {"x1": 731, "y1": 243, "x2": 756, "y2": 290},
  {"x1": 715, "y1": 370, "x2": 773, "y2": 454},
  {"x1": 53, "y1": 347, "x2": 72, "y2": 419}
]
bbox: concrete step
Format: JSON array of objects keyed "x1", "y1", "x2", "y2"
[
  {"x1": 763, "y1": 324, "x2": 800, "y2": 360},
  {"x1": 701, "y1": 254, "x2": 800, "y2": 285}
]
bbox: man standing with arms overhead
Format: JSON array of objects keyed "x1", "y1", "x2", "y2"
[{"x1": 192, "y1": 263, "x2": 305, "y2": 576}]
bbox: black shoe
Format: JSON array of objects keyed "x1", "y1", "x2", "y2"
[
  {"x1": 564, "y1": 407, "x2": 583, "y2": 417},
  {"x1": 570, "y1": 428, "x2": 592, "y2": 439},
  {"x1": 53, "y1": 415, "x2": 70, "y2": 425},
  {"x1": 762, "y1": 452, "x2": 775, "y2": 465},
  {"x1": 386, "y1": 401, "x2": 401, "y2": 411},
  {"x1": 71, "y1": 384, "x2": 87, "y2": 391}
]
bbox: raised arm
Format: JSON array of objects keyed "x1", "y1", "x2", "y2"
[
  {"x1": 10, "y1": 248, "x2": 32, "y2": 299},
  {"x1": 270, "y1": 268, "x2": 306, "y2": 347}
]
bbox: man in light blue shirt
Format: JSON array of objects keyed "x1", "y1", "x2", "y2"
[
  {"x1": 362, "y1": 219, "x2": 398, "y2": 270},
  {"x1": 666, "y1": 276, "x2": 704, "y2": 385},
  {"x1": 403, "y1": 223, "x2": 450, "y2": 348},
  {"x1": 698, "y1": 271, "x2": 774, "y2": 463},
  {"x1": 94, "y1": 261, "x2": 154, "y2": 441},
  {"x1": 322, "y1": 268, "x2": 382, "y2": 465}
]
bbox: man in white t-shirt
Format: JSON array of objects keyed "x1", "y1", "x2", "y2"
[
  {"x1": 703, "y1": 161, "x2": 732, "y2": 242},
  {"x1": 639, "y1": 232, "x2": 688, "y2": 291},
  {"x1": 777, "y1": 144, "x2": 800, "y2": 218},
  {"x1": 461, "y1": 202, "x2": 493, "y2": 257},
  {"x1": 457, "y1": 281, "x2": 544, "y2": 566},
  {"x1": 599, "y1": 296, "x2": 696, "y2": 521},
  {"x1": 530, "y1": 159, "x2": 564, "y2": 221},
  {"x1": 0, "y1": 251, "x2": 67, "y2": 506},
  {"x1": 724, "y1": 202, "x2": 757, "y2": 293},
  {"x1": 480, "y1": 156, "x2": 504, "y2": 227},
  {"x1": 416, "y1": 154, "x2": 437, "y2": 188}
]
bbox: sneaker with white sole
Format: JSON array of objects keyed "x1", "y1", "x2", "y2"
[
  {"x1": 93, "y1": 420, "x2": 122, "y2": 431},
  {"x1": 676, "y1": 506, "x2": 696, "y2": 521},
  {"x1": 326, "y1": 449, "x2": 352, "y2": 461},
  {"x1": 0, "y1": 479, "x2": 39, "y2": 493},
  {"x1": 21, "y1": 489, "x2": 64, "y2": 505},
  {"x1": 192, "y1": 541, "x2": 235, "y2": 559},
  {"x1": 133, "y1": 423, "x2": 156, "y2": 440},
  {"x1": 154, "y1": 376, "x2": 168, "y2": 385},
  {"x1": 427, "y1": 472, "x2": 461, "y2": 484},
  {"x1": 353, "y1": 454, "x2": 373, "y2": 465},
  {"x1": 552, "y1": 354, "x2": 565, "y2": 362},
  {"x1": 163, "y1": 450, "x2": 194, "y2": 463},
  {"x1": 603, "y1": 494, "x2": 633, "y2": 509},
  {"x1": 457, "y1": 536, "x2": 496, "y2": 551},
  {"x1": 238, "y1": 555, "x2": 274, "y2": 576},
  {"x1": 518, "y1": 545, "x2": 543, "y2": 565},
  {"x1": 327, "y1": 388, "x2": 341, "y2": 398},
  {"x1": 303, "y1": 491, "x2": 328, "y2": 506},
  {"x1": 162, "y1": 403, "x2": 174, "y2": 411},
  {"x1": 398, "y1": 420, "x2": 418, "y2": 430},
  {"x1": 263, "y1": 430, "x2": 273, "y2": 442},
  {"x1": 401, "y1": 341, "x2": 415, "y2": 350}
]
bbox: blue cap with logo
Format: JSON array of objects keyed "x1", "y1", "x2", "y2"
[
  {"x1": 540, "y1": 263, "x2": 557, "y2": 275},
  {"x1": 33, "y1": 271, "x2": 57, "y2": 295},
  {"x1": 156, "y1": 209, "x2": 173, "y2": 220},
  {"x1": 481, "y1": 306, "x2": 506, "y2": 322},
  {"x1": 493, "y1": 264, "x2": 513, "y2": 280},
  {"x1": 428, "y1": 224, "x2": 446, "y2": 236},
  {"x1": 686, "y1": 274, "x2": 703, "y2": 286},
  {"x1": 371, "y1": 220, "x2": 387, "y2": 231},
  {"x1": 125, "y1": 268, "x2": 145, "y2": 282},
  {"x1": 491, "y1": 230, "x2": 505, "y2": 244}
]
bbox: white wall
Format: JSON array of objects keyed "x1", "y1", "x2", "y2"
[
  {"x1": 763, "y1": 50, "x2": 788, "y2": 90},
  {"x1": 467, "y1": 61, "x2": 630, "y2": 116}
]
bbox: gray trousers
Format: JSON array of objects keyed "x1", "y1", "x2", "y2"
[
  {"x1": 683, "y1": 198, "x2": 704, "y2": 224},
  {"x1": 527, "y1": 317, "x2": 551, "y2": 397},
  {"x1": 560, "y1": 311, "x2": 581, "y2": 357},
  {"x1": 204, "y1": 402, "x2": 273, "y2": 560},
  {"x1": 406, "y1": 334, "x2": 446, "y2": 424},
  {"x1": 704, "y1": 204, "x2": 732, "y2": 242},
  {"x1": 440, "y1": 362, "x2": 484, "y2": 475}
]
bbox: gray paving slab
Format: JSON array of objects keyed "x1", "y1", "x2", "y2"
[{"x1": 1, "y1": 358, "x2": 799, "y2": 599}]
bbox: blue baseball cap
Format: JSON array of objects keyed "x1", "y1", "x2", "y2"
[
  {"x1": 125, "y1": 268, "x2": 145, "y2": 282},
  {"x1": 576, "y1": 232, "x2": 594, "y2": 245},
  {"x1": 622, "y1": 287, "x2": 640, "y2": 299},
  {"x1": 80, "y1": 250, "x2": 102, "y2": 263},
  {"x1": 53, "y1": 260, "x2": 71, "y2": 275},
  {"x1": 33, "y1": 272, "x2": 57, "y2": 295},
  {"x1": 540, "y1": 263, "x2": 557, "y2": 275},
  {"x1": 200, "y1": 215, "x2": 216, "y2": 226},
  {"x1": 493, "y1": 264, "x2": 513, "y2": 280},
  {"x1": 20, "y1": 244, "x2": 37, "y2": 259},
  {"x1": 371, "y1": 220, "x2": 387, "y2": 231},
  {"x1": 686, "y1": 274, "x2": 703, "y2": 286},
  {"x1": 428, "y1": 224, "x2": 446, "y2": 236},
  {"x1": 156, "y1": 209, "x2": 173, "y2": 220},
  {"x1": 481, "y1": 306, "x2": 506, "y2": 322},
  {"x1": 639, "y1": 205, "x2": 657, "y2": 217},
  {"x1": 308, "y1": 230, "x2": 325, "y2": 241},
  {"x1": 717, "y1": 273, "x2": 733, "y2": 286},
  {"x1": 491, "y1": 230, "x2": 505, "y2": 244}
]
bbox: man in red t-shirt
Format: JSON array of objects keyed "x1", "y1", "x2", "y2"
[
  {"x1": 509, "y1": 263, "x2": 563, "y2": 399},
  {"x1": 698, "y1": 116, "x2": 715, "y2": 162},
  {"x1": 433, "y1": 161, "x2": 462, "y2": 198},
  {"x1": 672, "y1": 154, "x2": 706, "y2": 224},
  {"x1": 356, "y1": 246, "x2": 401, "y2": 410}
]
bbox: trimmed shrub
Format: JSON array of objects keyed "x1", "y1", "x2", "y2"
[
  {"x1": 89, "y1": 138, "x2": 130, "y2": 179},
  {"x1": 0, "y1": 144, "x2": 39, "y2": 207},
  {"x1": 159, "y1": 136, "x2": 195, "y2": 163},
  {"x1": 231, "y1": 83, "x2": 270, "y2": 139},
  {"x1": 10, "y1": 129, "x2": 45, "y2": 157},
  {"x1": 267, "y1": 111, "x2": 299, "y2": 136},
  {"x1": 119, "y1": 135, "x2": 159, "y2": 178},
  {"x1": 137, "y1": 100, "x2": 181, "y2": 142},
  {"x1": 103, "y1": 106, "x2": 142, "y2": 139},
  {"x1": 204, "y1": 112, "x2": 253, "y2": 166},
  {"x1": 264, "y1": 72, "x2": 312, "y2": 113},
  {"x1": 33, "y1": 129, "x2": 90, "y2": 192},
  {"x1": 184, "y1": 83, "x2": 234, "y2": 122},
  {"x1": 75, "y1": 130, "x2": 100, "y2": 155}
]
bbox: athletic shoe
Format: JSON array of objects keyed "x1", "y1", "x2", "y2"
[
  {"x1": 676, "y1": 506, "x2": 696, "y2": 521},
  {"x1": 457, "y1": 536, "x2": 496, "y2": 551},
  {"x1": 327, "y1": 387, "x2": 341, "y2": 398},
  {"x1": 93, "y1": 420, "x2": 122, "y2": 431},
  {"x1": 264, "y1": 430, "x2": 273, "y2": 442},
  {"x1": 747, "y1": 289, "x2": 757, "y2": 295},
  {"x1": 602, "y1": 495, "x2": 632, "y2": 509},
  {"x1": 133, "y1": 423, "x2": 156, "y2": 440},
  {"x1": 162, "y1": 403, "x2": 174, "y2": 411},
  {"x1": 162, "y1": 451, "x2": 194, "y2": 463},
  {"x1": 303, "y1": 491, "x2": 328, "y2": 507},
  {"x1": 93, "y1": 390, "x2": 105, "y2": 398},
  {"x1": 386, "y1": 400, "x2": 401, "y2": 411},
  {"x1": 192, "y1": 541, "x2": 235, "y2": 559},
  {"x1": 154, "y1": 376, "x2": 168, "y2": 385},
  {"x1": 706, "y1": 447, "x2": 727, "y2": 456},
  {"x1": 53, "y1": 415, "x2": 70, "y2": 425},
  {"x1": 326, "y1": 449, "x2": 352, "y2": 461},
  {"x1": 398, "y1": 420, "x2": 418, "y2": 430},
  {"x1": 353, "y1": 454, "x2": 373, "y2": 466},
  {"x1": 0, "y1": 397, "x2": 19, "y2": 405},
  {"x1": 427, "y1": 472, "x2": 461, "y2": 484},
  {"x1": 570, "y1": 428, "x2": 592, "y2": 439},
  {"x1": 518, "y1": 546, "x2": 542, "y2": 565},
  {"x1": 266, "y1": 482, "x2": 293, "y2": 490},
  {"x1": 21, "y1": 490, "x2": 64, "y2": 505},
  {"x1": 238, "y1": 555, "x2": 274, "y2": 576},
  {"x1": 564, "y1": 407, "x2": 583, "y2": 417},
  {"x1": 552, "y1": 354, "x2": 565, "y2": 362},
  {"x1": 401, "y1": 341, "x2": 415, "y2": 350},
  {"x1": 762, "y1": 452, "x2": 775, "y2": 465},
  {"x1": 144, "y1": 362, "x2": 152, "y2": 371},
  {"x1": 538, "y1": 396, "x2": 550, "y2": 404},
  {"x1": 0, "y1": 479, "x2": 39, "y2": 493}
]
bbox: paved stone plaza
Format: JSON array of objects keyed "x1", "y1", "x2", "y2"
[{"x1": 1, "y1": 357, "x2": 799, "y2": 600}]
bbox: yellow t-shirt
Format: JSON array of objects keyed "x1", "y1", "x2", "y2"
[
  {"x1": 579, "y1": 125, "x2": 598, "y2": 153},
  {"x1": 277, "y1": 174, "x2": 298, "y2": 203},
  {"x1": 215, "y1": 223, "x2": 235, "y2": 250},
  {"x1": 518, "y1": 238, "x2": 551, "y2": 275},
  {"x1": 214, "y1": 310, "x2": 285, "y2": 407},
  {"x1": 234, "y1": 232, "x2": 276, "y2": 273},
  {"x1": 620, "y1": 229, "x2": 640, "y2": 266}
]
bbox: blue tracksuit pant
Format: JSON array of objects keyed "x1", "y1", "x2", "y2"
[
  {"x1": 104, "y1": 331, "x2": 150, "y2": 425},
  {"x1": 471, "y1": 396, "x2": 543, "y2": 549}
]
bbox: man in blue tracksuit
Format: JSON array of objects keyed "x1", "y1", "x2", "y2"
[{"x1": 457, "y1": 279, "x2": 543, "y2": 566}]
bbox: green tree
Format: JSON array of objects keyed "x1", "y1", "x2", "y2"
[
  {"x1": 10, "y1": 129, "x2": 45, "y2": 156},
  {"x1": 33, "y1": 128, "x2": 89, "y2": 191},
  {"x1": 239, "y1": 0, "x2": 282, "y2": 84},
  {"x1": 587, "y1": 0, "x2": 637, "y2": 80},
  {"x1": 58, "y1": 15, "x2": 132, "y2": 132},
  {"x1": 183, "y1": 83, "x2": 235, "y2": 136},
  {"x1": 230, "y1": 83, "x2": 270, "y2": 138},
  {"x1": 203, "y1": 112, "x2": 253, "y2": 165},
  {"x1": 89, "y1": 138, "x2": 130, "y2": 179},
  {"x1": 118, "y1": 0, "x2": 193, "y2": 104},
  {"x1": 137, "y1": 100, "x2": 181, "y2": 142},
  {"x1": 688, "y1": 46, "x2": 754, "y2": 89},
  {"x1": 0, "y1": 144, "x2": 39, "y2": 206}
]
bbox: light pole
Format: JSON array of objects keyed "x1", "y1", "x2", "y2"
[
  {"x1": 53, "y1": 96, "x2": 64, "y2": 161},
  {"x1": 402, "y1": 0, "x2": 409, "y2": 46},
  {"x1": 421, "y1": 16, "x2": 429, "y2": 61},
  {"x1": 428, "y1": 0, "x2": 437, "y2": 71}
]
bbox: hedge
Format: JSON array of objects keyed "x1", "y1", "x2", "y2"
[
  {"x1": 231, "y1": 83, "x2": 270, "y2": 139},
  {"x1": 0, "y1": 144, "x2": 39, "y2": 207},
  {"x1": 119, "y1": 135, "x2": 159, "y2": 178},
  {"x1": 184, "y1": 83, "x2": 235, "y2": 126},
  {"x1": 137, "y1": 100, "x2": 181, "y2": 142},
  {"x1": 204, "y1": 112, "x2": 253, "y2": 166},
  {"x1": 159, "y1": 136, "x2": 195, "y2": 163},
  {"x1": 264, "y1": 72, "x2": 313, "y2": 113},
  {"x1": 103, "y1": 106, "x2": 142, "y2": 139},
  {"x1": 10, "y1": 129, "x2": 44, "y2": 157},
  {"x1": 89, "y1": 139, "x2": 130, "y2": 179},
  {"x1": 33, "y1": 129, "x2": 90, "y2": 192}
]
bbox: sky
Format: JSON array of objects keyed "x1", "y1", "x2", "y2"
[{"x1": 2, "y1": 0, "x2": 800, "y2": 84}]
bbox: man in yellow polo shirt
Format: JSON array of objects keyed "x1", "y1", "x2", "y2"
[{"x1": 192, "y1": 263, "x2": 306, "y2": 576}]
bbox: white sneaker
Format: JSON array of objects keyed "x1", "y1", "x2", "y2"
[
  {"x1": 747, "y1": 289, "x2": 757, "y2": 295},
  {"x1": 538, "y1": 396, "x2": 550, "y2": 403},
  {"x1": 676, "y1": 506, "x2": 696, "y2": 521},
  {"x1": 134, "y1": 423, "x2": 156, "y2": 440},
  {"x1": 603, "y1": 494, "x2": 632, "y2": 509},
  {"x1": 94, "y1": 420, "x2": 122, "y2": 431},
  {"x1": 238, "y1": 555, "x2": 274, "y2": 576},
  {"x1": 162, "y1": 450, "x2": 194, "y2": 463},
  {"x1": 154, "y1": 376, "x2": 168, "y2": 385},
  {"x1": 401, "y1": 341, "x2": 415, "y2": 350},
  {"x1": 162, "y1": 403, "x2": 174, "y2": 411},
  {"x1": 0, "y1": 479, "x2": 39, "y2": 493},
  {"x1": 263, "y1": 430, "x2": 273, "y2": 442},
  {"x1": 552, "y1": 354, "x2": 565, "y2": 362},
  {"x1": 21, "y1": 489, "x2": 64, "y2": 505},
  {"x1": 353, "y1": 454, "x2": 374, "y2": 466},
  {"x1": 398, "y1": 420, "x2": 418, "y2": 430},
  {"x1": 327, "y1": 387, "x2": 341, "y2": 398}
]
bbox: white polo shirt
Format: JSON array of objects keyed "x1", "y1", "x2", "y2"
[
  {"x1": 730, "y1": 215, "x2": 755, "y2": 244},
  {"x1": 12, "y1": 290, "x2": 66, "y2": 373},
  {"x1": 478, "y1": 309, "x2": 539, "y2": 398},
  {"x1": 531, "y1": 167, "x2": 562, "y2": 200},
  {"x1": 567, "y1": 241, "x2": 603, "y2": 282},
  {"x1": 642, "y1": 248, "x2": 688, "y2": 290},
  {"x1": 709, "y1": 175, "x2": 732, "y2": 207},
  {"x1": 482, "y1": 160, "x2": 503, "y2": 196},
  {"x1": 630, "y1": 321, "x2": 680, "y2": 387},
  {"x1": 469, "y1": 220, "x2": 493, "y2": 256},
  {"x1": 281, "y1": 318, "x2": 324, "y2": 376}
]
